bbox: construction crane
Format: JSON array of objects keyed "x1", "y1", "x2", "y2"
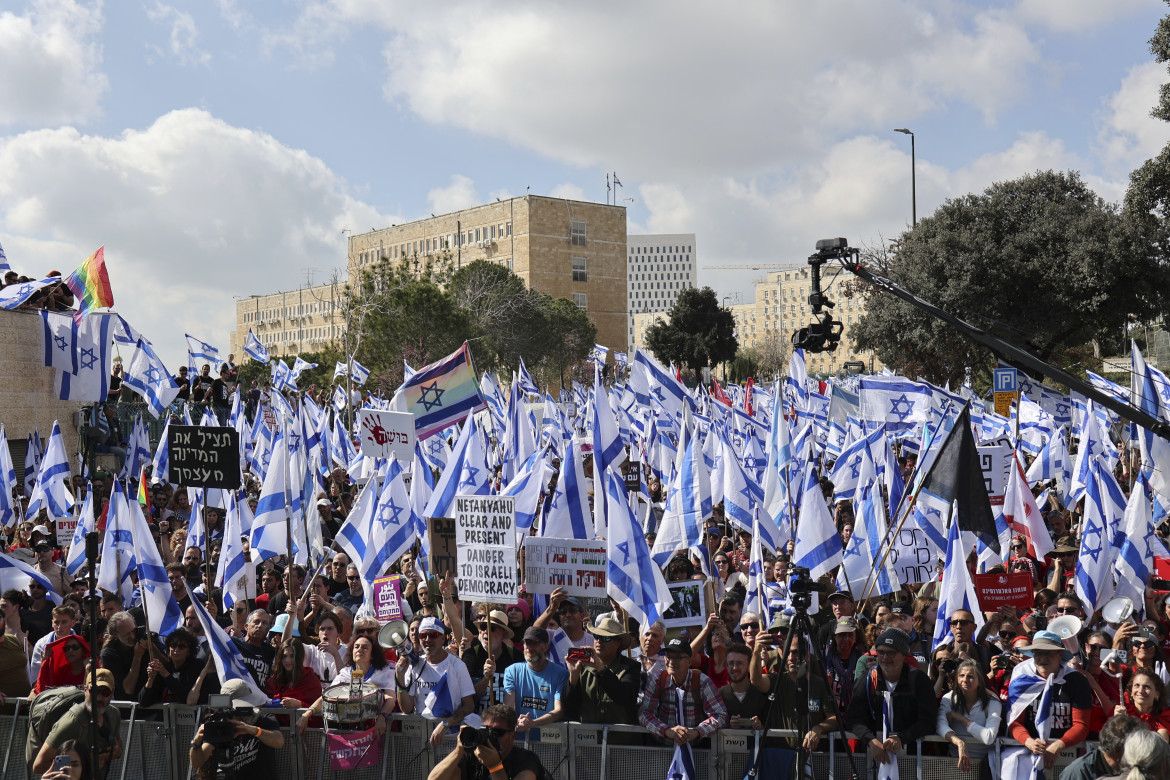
[{"x1": 700, "y1": 263, "x2": 793, "y2": 271}]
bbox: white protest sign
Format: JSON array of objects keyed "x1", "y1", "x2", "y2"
[
  {"x1": 56, "y1": 516, "x2": 78, "y2": 548},
  {"x1": 358, "y1": 409, "x2": 416, "y2": 462},
  {"x1": 976, "y1": 442, "x2": 1011, "y2": 507},
  {"x1": 523, "y1": 537, "x2": 608, "y2": 598},
  {"x1": 454, "y1": 495, "x2": 517, "y2": 601},
  {"x1": 886, "y1": 526, "x2": 937, "y2": 587}
]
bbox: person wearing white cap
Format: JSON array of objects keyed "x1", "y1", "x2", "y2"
[{"x1": 397, "y1": 616, "x2": 477, "y2": 746}]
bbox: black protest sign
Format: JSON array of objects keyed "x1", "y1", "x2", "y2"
[{"x1": 167, "y1": 426, "x2": 241, "y2": 488}]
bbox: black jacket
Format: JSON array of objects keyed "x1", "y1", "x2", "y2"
[{"x1": 847, "y1": 663, "x2": 938, "y2": 747}]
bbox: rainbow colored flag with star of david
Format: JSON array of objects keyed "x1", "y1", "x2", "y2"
[
  {"x1": 64, "y1": 246, "x2": 114, "y2": 324},
  {"x1": 396, "y1": 342, "x2": 486, "y2": 441}
]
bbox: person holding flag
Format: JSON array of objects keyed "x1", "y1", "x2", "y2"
[
  {"x1": 1003, "y1": 631, "x2": 1092, "y2": 777},
  {"x1": 396, "y1": 616, "x2": 477, "y2": 747}
]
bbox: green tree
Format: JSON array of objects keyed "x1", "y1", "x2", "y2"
[
  {"x1": 644, "y1": 287, "x2": 738, "y2": 373},
  {"x1": 530, "y1": 295, "x2": 597, "y2": 388},
  {"x1": 852, "y1": 170, "x2": 1166, "y2": 386}
]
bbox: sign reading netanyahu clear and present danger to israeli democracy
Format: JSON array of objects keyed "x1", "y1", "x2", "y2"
[{"x1": 454, "y1": 495, "x2": 517, "y2": 601}]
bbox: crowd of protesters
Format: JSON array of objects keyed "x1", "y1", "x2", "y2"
[{"x1": 3, "y1": 370, "x2": 1170, "y2": 780}]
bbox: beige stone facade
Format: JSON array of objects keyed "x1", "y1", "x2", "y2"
[
  {"x1": 0, "y1": 310, "x2": 83, "y2": 480},
  {"x1": 229, "y1": 281, "x2": 346, "y2": 360},
  {"x1": 346, "y1": 195, "x2": 629, "y2": 353}
]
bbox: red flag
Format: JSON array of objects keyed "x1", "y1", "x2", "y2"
[
  {"x1": 711, "y1": 378, "x2": 732, "y2": 407},
  {"x1": 745, "y1": 378, "x2": 755, "y2": 417}
]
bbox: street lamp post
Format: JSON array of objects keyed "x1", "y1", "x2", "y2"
[{"x1": 894, "y1": 128, "x2": 916, "y2": 227}]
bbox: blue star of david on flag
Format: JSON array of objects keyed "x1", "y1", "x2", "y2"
[
  {"x1": 80, "y1": 347, "x2": 98, "y2": 371},
  {"x1": 458, "y1": 465, "x2": 480, "y2": 490},
  {"x1": 378, "y1": 497, "x2": 405, "y2": 529},
  {"x1": 888, "y1": 393, "x2": 915, "y2": 421},
  {"x1": 419, "y1": 382, "x2": 445, "y2": 412},
  {"x1": 54, "y1": 335, "x2": 68, "y2": 351}
]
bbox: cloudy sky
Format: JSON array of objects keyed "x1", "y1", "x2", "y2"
[{"x1": 1, "y1": 0, "x2": 1167, "y2": 368}]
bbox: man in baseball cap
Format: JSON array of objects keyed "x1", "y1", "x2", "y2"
[
  {"x1": 503, "y1": 626, "x2": 568, "y2": 735},
  {"x1": 847, "y1": 629, "x2": 937, "y2": 768},
  {"x1": 396, "y1": 616, "x2": 477, "y2": 747}
]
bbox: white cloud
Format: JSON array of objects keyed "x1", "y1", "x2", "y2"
[
  {"x1": 0, "y1": 108, "x2": 395, "y2": 367},
  {"x1": 1098, "y1": 61, "x2": 1170, "y2": 172},
  {"x1": 549, "y1": 182, "x2": 585, "y2": 202},
  {"x1": 1013, "y1": 0, "x2": 1159, "y2": 34},
  {"x1": 258, "y1": 2, "x2": 1046, "y2": 179},
  {"x1": 0, "y1": 0, "x2": 107, "y2": 126},
  {"x1": 426, "y1": 174, "x2": 480, "y2": 215},
  {"x1": 146, "y1": 2, "x2": 211, "y2": 67}
]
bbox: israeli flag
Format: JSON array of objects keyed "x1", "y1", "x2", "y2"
[
  {"x1": 119, "y1": 414, "x2": 152, "y2": 481},
  {"x1": 0, "y1": 277, "x2": 58, "y2": 309},
  {"x1": 422, "y1": 415, "x2": 479, "y2": 521},
  {"x1": 41, "y1": 310, "x2": 78, "y2": 373},
  {"x1": 1132, "y1": 341, "x2": 1170, "y2": 503},
  {"x1": 126, "y1": 486, "x2": 183, "y2": 636},
  {"x1": 65, "y1": 489, "x2": 95, "y2": 578},
  {"x1": 0, "y1": 551, "x2": 61, "y2": 604},
  {"x1": 761, "y1": 391, "x2": 794, "y2": 543},
  {"x1": 931, "y1": 503, "x2": 985, "y2": 651},
  {"x1": 250, "y1": 424, "x2": 292, "y2": 563},
  {"x1": 1115, "y1": 471, "x2": 1155, "y2": 610},
  {"x1": 343, "y1": 458, "x2": 418, "y2": 611},
  {"x1": 25, "y1": 421, "x2": 73, "y2": 520},
  {"x1": 185, "y1": 334, "x2": 222, "y2": 368},
  {"x1": 96, "y1": 485, "x2": 138, "y2": 606},
  {"x1": 122, "y1": 339, "x2": 180, "y2": 418},
  {"x1": 501, "y1": 447, "x2": 553, "y2": 536},
  {"x1": 216, "y1": 495, "x2": 256, "y2": 609},
  {"x1": 0, "y1": 427, "x2": 17, "y2": 529},
  {"x1": 652, "y1": 427, "x2": 711, "y2": 566},
  {"x1": 605, "y1": 469, "x2": 671, "y2": 628},
  {"x1": 590, "y1": 343, "x2": 609, "y2": 366},
  {"x1": 0, "y1": 240, "x2": 8, "y2": 272},
  {"x1": 1074, "y1": 458, "x2": 1125, "y2": 614},
  {"x1": 791, "y1": 461, "x2": 842, "y2": 579},
  {"x1": 55, "y1": 312, "x2": 114, "y2": 402},
  {"x1": 542, "y1": 437, "x2": 595, "y2": 540},
  {"x1": 349, "y1": 359, "x2": 370, "y2": 386},
  {"x1": 516, "y1": 356, "x2": 540, "y2": 396},
  {"x1": 186, "y1": 583, "x2": 268, "y2": 698},
  {"x1": 244, "y1": 329, "x2": 269, "y2": 363},
  {"x1": 290, "y1": 357, "x2": 317, "y2": 383},
  {"x1": 152, "y1": 417, "x2": 172, "y2": 485}
]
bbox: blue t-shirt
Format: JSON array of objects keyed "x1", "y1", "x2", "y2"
[{"x1": 503, "y1": 661, "x2": 569, "y2": 725}]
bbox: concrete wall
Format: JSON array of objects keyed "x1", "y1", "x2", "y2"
[{"x1": 0, "y1": 310, "x2": 83, "y2": 480}]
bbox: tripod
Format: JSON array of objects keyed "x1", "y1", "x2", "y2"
[{"x1": 746, "y1": 594, "x2": 861, "y2": 780}]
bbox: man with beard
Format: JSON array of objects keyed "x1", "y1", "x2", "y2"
[
  {"x1": 503, "y1": 626, "x2": 568, "y2": 737},
  {"x1": 749, "y1": 632, "x2": 839, "y2": 754},
  {"x1": 847, "y1": 628, "x2": 937, "y2": 768},
  {"x1": 30, "y1": 668, "x2": 123, "y2": 777},
  {"x1": 824, "y1": 617, "x2": 862, "y2": 724},
  {"x1": 99, "y1": 611, "x2": 151, "y2": 701},
  {"x1": 719, "y1": 643, "x2": 767, "y2": 729},
  {"x1": 463, "y1": 610, "x2": 522, "y2": 710}
]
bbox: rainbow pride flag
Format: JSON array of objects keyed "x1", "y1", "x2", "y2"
[
  {"x1": 396, "y1": 342, "x2": 486, "y2": 440},
  {"x1": 137, "y1": 465, "x2": 151, "y2": 516},
  {"x1": 65, "y1": 246, "x2": 114, "y2": 323}
]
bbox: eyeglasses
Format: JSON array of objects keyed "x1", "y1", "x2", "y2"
[
  {"x1": 1010, "y1": 544, "x2": 1025, "y2": 550},
  {"x1": 949, "y1": 619, "x2": 974, "y2": 627},
  {"x1": 1086, "y1": 644, "x2": 1108, "y2": 653},
  {"x1": 89, "y1": 687, "x2": 113, "y2": 698},
  {"x1": 714, "y1": 559, "x2": 729, "y2": 566},
  {"x1": 595, "y1": 635, "x2": 620, "y2": 643},
  {"x1": 875, "y1": 648, "x2": 900, "y2": 659},
  {"x1": 1054, "y1": 607, "x2": 1077, "y2": 614},
  {"x1": 740, "y1": 621, "x2": 760, "y2": 631},
  {"x1": 64, "y1": 643, "x2": 83, "y2": 652}
]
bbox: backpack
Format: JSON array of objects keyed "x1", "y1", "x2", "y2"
[{"x1": 29, "y1": 686, "x2": 86, "y2": 742}]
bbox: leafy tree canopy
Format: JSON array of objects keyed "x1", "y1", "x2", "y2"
[
  {"x1": 645, "y1": 286, "x2": 738, "y2": 373},
  {"x1": 852, "y1": 170, "x2": 1167, "y2": 386}
]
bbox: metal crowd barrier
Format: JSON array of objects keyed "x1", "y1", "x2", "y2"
[{"x1": 0, "y1": 699, "x2": 1093, "y2": 780}]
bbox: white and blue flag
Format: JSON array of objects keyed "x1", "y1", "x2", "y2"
[
  {"x1": 122, "y1": 339, "x2": 180, "y2": 418},
  {"x1": 243, "y1": 329, "x2": 269, "y2": 363}
]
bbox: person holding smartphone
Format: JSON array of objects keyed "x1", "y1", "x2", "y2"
[
  {"x1": 561, "y1": 618, "x2": 639, "y2": 725},
  {"x1": 41, "y1": 739, "x2": 90, "y2": 780}
]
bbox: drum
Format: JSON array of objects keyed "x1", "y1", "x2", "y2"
[{"x1": 321, "y1": 682, "x2": 382, "y2": 725}]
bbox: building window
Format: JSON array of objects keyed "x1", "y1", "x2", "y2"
[
  {"x1": 573, "y1": 293, "x2": 587, "y2": 309},
  {"x1": 506, "y1": 222, "x2": 512, "y2": 237},
  {"x1": 572, "y1": 256, "x2": 587, "y2": 282},
  {"x1": 571, "y1": 220, "x2": 587, "y2": 246}
]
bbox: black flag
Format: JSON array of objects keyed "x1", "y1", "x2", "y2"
[{"x1": 916, "y1": 405, "x2": 999, "y2": 553}]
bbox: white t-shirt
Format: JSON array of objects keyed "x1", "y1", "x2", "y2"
[
  {"x1": 330, "y1": 664, "x2": 397, "y2": 693},
  {"x1": 404, "y1": 654, "x2": 475, "y2": 718},
  {"x1": 303, "y1": 643, "x2": 339, "y2": 683}
]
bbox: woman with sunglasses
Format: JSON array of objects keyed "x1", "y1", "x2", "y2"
[
  {"x1": 33, "y1": 634, "x2": 89, "y2": 694},
  {"x1": 1078, "y1": 631, "x2": 1124, "y2": 733},
  {"x1": 139, "y1": 628, "x2": 202, "y2": 705},
  {"x1": 1125, "y1": 627, "x2": 1170, "y2": 686},
  {"x1": 7, "y1": 522, "x2": 33, "y2": 554},
  {"x1": 712, "y1": 554, "x2": 746, "y2": 601}
]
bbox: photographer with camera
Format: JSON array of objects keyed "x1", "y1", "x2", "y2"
[
  {"x1": 426, "y1": 703, "x2": 552, "y2": 780},
  {"x1": 188, "y1": 678, "x2": 284, "y2": 780},
  {"x1": 99, "y1": 612, "x2": 151, "y2": 701}
]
